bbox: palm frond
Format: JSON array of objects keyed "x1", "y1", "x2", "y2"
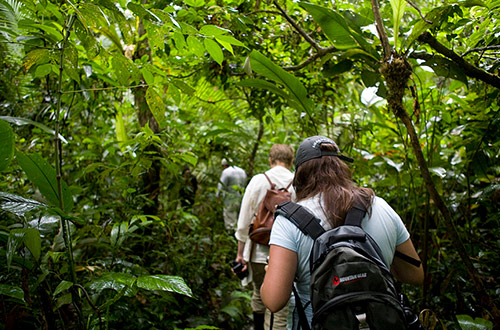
[
  {"x1": 0, "y1": 0, "x2": 24, "y2": 38},
  {"x1": 195, "y1": 78, "x2": 246, "y2": 120}
]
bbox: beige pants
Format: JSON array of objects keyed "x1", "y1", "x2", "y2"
[{"x1": 251, "y1": 262, "x2": 289, "y2": 330}]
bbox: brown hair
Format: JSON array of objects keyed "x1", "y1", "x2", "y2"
[
  {"x1": 293, "y1": 143, "x2": 374, "y2": 228},
  {"x1": 269, "y1": 144, "x2": 294, "y2": 167}
]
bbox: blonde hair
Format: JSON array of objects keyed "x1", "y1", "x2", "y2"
[{"x1": 269, "y1": 144, "x2": 294, "y2": 167}]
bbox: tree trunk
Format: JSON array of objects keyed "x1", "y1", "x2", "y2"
[
  {"x1": 380, "y1": 58, "x2": 500, "y2": 327},
  {"x1": 133, "y1": 14, "x2": 161, "y2": 215}
]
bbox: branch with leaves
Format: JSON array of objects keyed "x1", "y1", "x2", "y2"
[{"x1": 417, "y1": 32, "x2": 500, "y2": 90}]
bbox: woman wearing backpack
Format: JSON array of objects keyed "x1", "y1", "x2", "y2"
[{"x1": 261, "y1": 136, "x2": 424, "y2": 329}]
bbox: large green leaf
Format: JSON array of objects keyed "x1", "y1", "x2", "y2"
[
  {"x1": 24, "y1": 49, "x2": 51, "y2": 71},
  {"x1": 249, "y1": 50, "x2": 314, "y2": 115},
  {"x1": 423, "y1": 57, "x2": 468, "y2": 86},
  {"x1": 62, "y1": 43, "x2": 80, "y2": 83},
  {"x1": 390, "y1": 0, "x2": 407, "y2": 50},
  {"x1": 456, "y1": 314, "x2": 493, "y2": 330},
  {"x1": 127, "y1": 3, "x2": 161, "y2": 23},
  {"x1": 407, "y1": 6, "x2": 452, "y2": 47},
  {"x1": 0, "y1": 116, "x2": 68, "y2": 144},
  {"x1": 136, "y1": 275, "x2": 193, "y2": 297},
  {"x1": 15, "y1": 151, "x2": 74, "y2": 212},
  {"x1": 53, "y1": 280, "x2": 73, "y2": 297},
  {"x1": 87, "y1": 273, "x2": 192, "y2": 298},
  {"x1": 0, "y1": 284, "x2": 25, "y2": 303},
  {"x1": 6, "y1": 228, "x2": 41, "y2": 263},
  {"x1": 237, "y1": 79, "x2": 288, "y2": 99},
  {"x1": 299, "y1": 2, "x2": 358, "y2": 49},
  {"x1": 0, "y1": 192, "x2": 47, "y2": 217},
  {"x1": 87, "y1": 272, "x2": 137, "y2": 297},
  {"x1": 6, "y1": 230, "x2": 24, "y2": 268},
  {"x1": 0, "y1": 119, "x2": 14, "y2": 172},
  {"x1": 110, "y1": 221, "x2": 128, "y2": 247}
]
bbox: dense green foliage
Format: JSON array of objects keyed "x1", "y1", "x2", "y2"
[{"x1": 0, "y1": 0, "x2": 499, "y2": 329}]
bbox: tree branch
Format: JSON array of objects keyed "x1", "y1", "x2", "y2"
[
  {"x1": 462, "y1": 45, "x2": 500, "y2": 57},
  {"x1": 273, "y1": 0, "x2": 323, "y2": 52},
  {"x1": 370, "y1": 0, "x2": 392, "y2": 60},
  {"x1": 405, "y1": 0, "x2": 432, "y2": 24},
  {"x1": 418, "y1": 32, "x2": 500, "y2": 89},
  {"x1": 283, "y1": 46, "x2": 337, "y2": 71}
]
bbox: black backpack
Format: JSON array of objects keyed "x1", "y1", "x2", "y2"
[{"x1": 276, "y1": 201, "x2": 408, "y2": 330}]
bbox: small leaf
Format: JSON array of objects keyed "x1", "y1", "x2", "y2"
[
  {"x1": 110, "y1": 222, "x2": 120, "y2": 247},
  {"x1": 34, "y1": 63, "x2": 53, "y2": 78},
  {"x1": 145, "y1": 88, "x2": 165, "y2": 124},
  {"x1": 53, "y1": 280, "x2": 73, "y2": 297},
  {"x1": 115, "y1": 109, "x2": 128, "y2": 151},
  {"x1": 23, "y1": 228, "x2": 41, "y2": 261},
  {"x1": 24, "y1": 49, "x2": 51, "y2": 70},
  {"x1": 0, "y1": 119, "x2": 14, "y2": 172},
  {"x1": 0, "y1": 284, "x2": 25, "y2": 303},
  {"x1": 170, "y1": 80, "x2": 196, "y2": 95},
  {"x1": 199, "y1": 25, "x2": 230, "y2": 36},
  {"x1": 136, "y1": 275, "x2": 193, "y2": 297},
  {"x1": 54, "y1": 293, "x2": 73, "y2": 311},
  {"x1": 173, "y1": 31, "x2": 186, "y2": 51},
  {"x1": 215, "y1": 34, "x2": 246, "y2": 48},
  {"x1": 215, "y1": 37, "x2": 233, "y2": 55},
  {"x1": 141, "y1": 68, "x2": 154, "y2": 85},
  {"x1": 204, "y1": 38, "x2": 224, "y2": 66},
  {"x1": 186, "y1": 36, "x2": 205, "y2": 57}
]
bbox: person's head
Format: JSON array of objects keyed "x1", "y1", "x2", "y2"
[
  {"x1": 221, "y1": 158, "x2": 229, "y2": 169},
  {"x1": 293, "y1": 136, "x2": 373, "y2": 227},
  {"x1": 269, "y1": 144, "x2": 294, "y2": 169},
  {"x1": 182, "y1": 165, "x2": 191, "y2": 177}
]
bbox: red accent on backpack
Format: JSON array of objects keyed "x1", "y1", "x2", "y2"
[{"x1": 248, "y1": 173, "x2": 292, "y2": 245}]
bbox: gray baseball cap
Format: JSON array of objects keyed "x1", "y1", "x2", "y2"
[{"x1": 294, "y1": 136, "x2": 353, "y2": 169}]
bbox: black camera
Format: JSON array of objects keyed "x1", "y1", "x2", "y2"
[
  {"x1": 230, "y1": 261, "x2": 248, "y2": 279},
  {"x1": 399, "y1": 293, "x2": 424, "y2": 330}
]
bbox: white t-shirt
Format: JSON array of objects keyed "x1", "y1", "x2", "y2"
[
  {"x1": 269, "y1": 195, "x2": 410, "y2": 327},
  {"x1": 235, "y1": 165, "x2": 295, "y2": 264},
  {"x1": 217, "y1": 166, "x2": 247, "y2": 203}
]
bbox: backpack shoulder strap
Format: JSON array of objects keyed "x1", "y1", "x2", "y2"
[
  {"x1": 263, "y1": 172, "x2": 274, "y2": 188},
  {"x1": 343, "y1": 203, "x2": 367, "y2": 227},
  {"x1": 284, "y1": 180, "x2": 293, "y2": 191},
  {"x1": 276, "y1": 201, "x2": 325, "y2": 240}
]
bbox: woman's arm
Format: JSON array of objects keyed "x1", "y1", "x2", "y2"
[
  {"x1": 260, "y1": 244, "x2": 298, "y2": 313},
  {"x1": 391, "y1": 238, "x2": 424, "y2": 285}
]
